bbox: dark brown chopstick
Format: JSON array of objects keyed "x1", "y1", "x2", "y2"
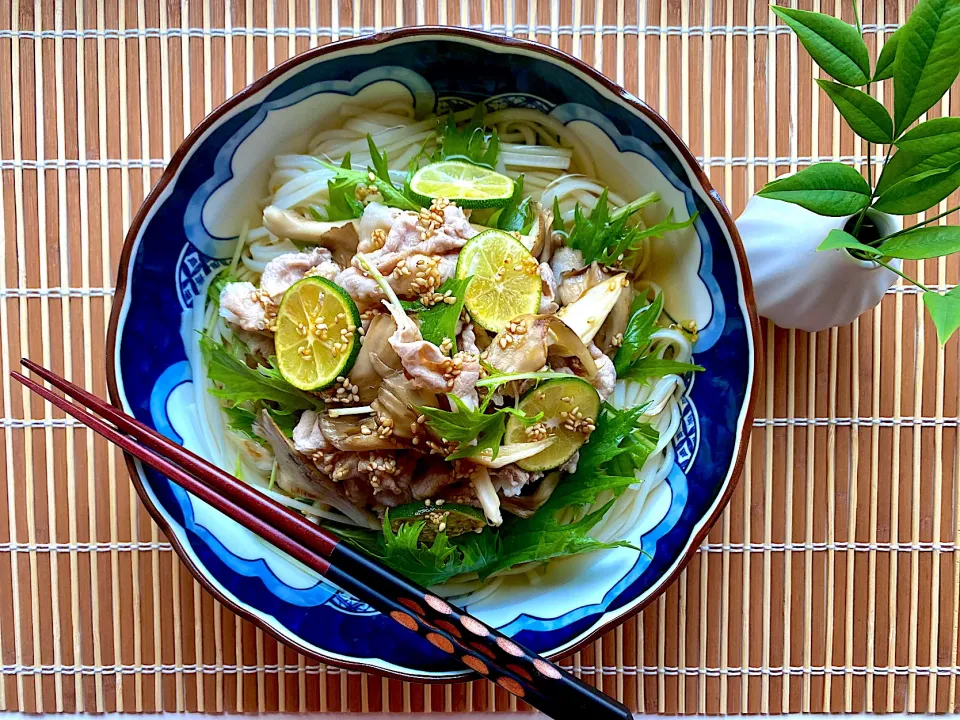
[{"x1": 14, "y1": 359, "x2": 633, "y2": 720}]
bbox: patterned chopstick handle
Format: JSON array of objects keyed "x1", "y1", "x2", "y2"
[{"x1": 326, "y1": 542, "x2": 633, "y2": 720}]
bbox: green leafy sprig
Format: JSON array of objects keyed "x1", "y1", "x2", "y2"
[
  {"x1": 613, "y1": 294, "x2": 704, "y2": 381},
  {"x1": 434, "y1": 105, "x2": 500, "y2": 168},
  {"x1": 318, "y1": 136, "x2": 422, "y2": 216},
  {"x1": 760, "y1": 0, "x2": 960, "y2": 343},
  {"x1": 564, "y1": 189, "x2": 662, "y2": 265}
]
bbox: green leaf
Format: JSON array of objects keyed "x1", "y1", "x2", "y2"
[
  {"x1": 877, "y1": 226, "x2": 960, "y2": 259},
  {"x1": 496, "y1": 175, "x2": 532, "y2": 232},
  {"x1": 598, "y1": 207, "x2": 696, "y2": 266},
  {"x1": 873, "y1": 27, "x2": 901, "y2": 81},
  {"x1": 873, "y1": 158, "x2": 960, "y2": 215},
  {"x1": 613, "y1": 293, "x2": 664, "y2": 375},
  {"x1": 566, "y1": 190, "x2": 660, "y2": 265},
  {"x1": 817, "y1": 228, "x2": 882, "y2": 255},
  {"x1": 756, "y1": 163, "x2": 871, "y2": 216},
  {"x1": 199, "y1": 334, "x2": 323, "y2": 412},
  {"x1": 892, "y1": 0, "x2": 960, "y2": 136},
  {"x1": 402, "y1": 276, "x2": 471, "y2": 351},
  {"x1": 207, "y1": 268, "x2": 239, "y2": 307},
  {"x1": 485, "y1": 501, "x2": 633, "y2": 577},
  {"x1": 552, "y1": 196, "x2": 565, "y2": 232},
  {"x1": 816, "y1": 80, "x2": 893, "y2": 143},
  {"x1": 875, "y1": 145, "x2": 960, "y2": 196},
  {"x1": 323, "y1": 153, "x2": 365, "y2": 221},
  {"x1": 436, "y1": 105, "x2": 500, "y2": 169},
  {"x1": 619, "y1": 358, "x2": 705, "y2": 382},
  {"x1": 224, "y1": 406, "x2": 298, "y2": 440},
  {"x1": 565, "y1": 404, "x2": 658, "y2": 493},
  {"x1": 319, "y1": 136, "x2": 421, "y2": 212},
  {"x1": 418, "y1": 394, "x2": 541, "y2": 461},
  {"x1": 922, "y1": 285, "x2": 960, "y2": 343},
  {"x1": 770, "y1": 6, "x2": 870, "y2": 86},
  {"x1": 897, "y1": 117, "x2": 960, "y2": 155}
]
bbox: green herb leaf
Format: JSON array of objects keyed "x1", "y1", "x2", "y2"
[
  {"x1": 436, "y1": 105, "x2": 500, "y2": 169},
  {"x1": 873, "y1": 28, "x2": 901, "y2": 81},
  {"x1": 418, "y1": 394, "x2": 540, "y2": 461},
  {"x1": 619, "y1": 358, "x2": 705, "y2": 382},
  {"x1": 896, "y1": 117, "x2": 960, "y2": 156},
  {"x1": 770, "y1": 6, "x2": 870, "y2": 86},
  {"x1": 756, "y1": 163, "x2": 871, "y2": 216},
  {"x1": 368, "y1": 518, "x2": 500, "y2": 586},
  {"x1": 873, "y1": 158, "x2": 960, "y2": 215},
  {"x1": 559, "y1": 404, "x2": 659, "y2": 509},
  {"x1": 817, "y1": 228, "x2": 881, "y2": 255},
  {"x1": 613, "y1": 293, "x2": 664, "y2": 375},
  {"x1": 599, "y1": 209, "x2": 698, "y2": 265},
  {"x1": 402, "y1": 276, "x2": 471, "y2": 351},
  {"x1": 224, "y1": 406, "x2": 298, "y2": 440},
  {"x1": 566, "y1": 190, "x2": 660, "y2": 265},
  {"x1": 323, "y1": 153, "x2": 366, "y2": 220},
  {"x1": 207, "y1": 269, "x2": 239, "y2": 307},
  {"x1": 484, "y1": 501, "x2": 634, "y2": 577},
  {"x1": 816, "y1": 80, "x2": 893, "y2": 143},
  {"x1": 922, "y1": 285, "x2": 960, "y2": 344},
  {"x1": 876, "y1": 226, "x2": 960, "y2": 259},
  {"x1": 319, "y1": 136, "x2": 421, "y2": 212},
  {"x1": 893, "y1": 0, "x2": 960, "y2": 136},
  {"x1": 199, "y1": 334, "x2": 322, "y2": 411},
  {"x1": 552, "y1": 196, "x2": 565, "y2": 232},
  {"x1": 496, "y1": 175, "x2": 532, "y2": 231}
]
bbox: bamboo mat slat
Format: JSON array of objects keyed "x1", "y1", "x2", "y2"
[{"x1": 0, "y1": 0, "x2": 958, "y2": 714}]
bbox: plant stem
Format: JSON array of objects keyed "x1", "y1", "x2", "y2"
[
  {"x1": 851, "y1": 0, "x2": 862, "y2": 34},
  {"x1": 874, "y1": 257, "x2": 932, "y2": 293},
  {"x1": 854, "y1": 143, "x2": 894, "y2": 240},
  {"x1": 882, "y1": 205, "x2": 960, "y2": 241}
]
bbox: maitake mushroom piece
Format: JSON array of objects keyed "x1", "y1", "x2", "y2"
[
  {"x1": 262, "y1": 205, "x2": 360, "y2": 266},
  {"x1": 484, "y1": 314, "x2": 598, "y2": 379},
  {"x1": 258, "y1": 411, "x2": 379, "y2": 529},
  {"x1": 556, "y1": 272, "x2": 628, "y2": 344}
]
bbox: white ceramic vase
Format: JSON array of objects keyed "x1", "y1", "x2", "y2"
[{"x1": 736, "y1": 195, "x2": 902, "y2": 332}]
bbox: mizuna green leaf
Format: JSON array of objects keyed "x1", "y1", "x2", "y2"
[
  {"x1": 200, "y1": 334, "x2": 323, "y2": 412},
  {"x1": 873, "y1": 158, "x2": 960, "y2": 215},
  {"x1": 892, "y1": 0, "x2": 960, "y2": 136},
  {"x1": 757, "y1": 163, "x2": 871, "y2": 216},
  {"x1": 816, "y1": 80, "x2": 893, "y2": 143},
  {"x1": 771, "y1": 6, "x2": 870, "y2": 86},
  {"x1": 877, "y1": 226, "x2": 960, "y2": 259},
  {"x1": 922, "y1": 285, "x2": 960, "y2": 344}
]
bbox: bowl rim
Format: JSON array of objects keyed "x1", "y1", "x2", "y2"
[{"x1": 106, "y1": 25, "x2": 762, "y2": 682}]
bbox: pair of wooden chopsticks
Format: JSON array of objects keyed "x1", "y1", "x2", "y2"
[{"x1": 12, "y1": 359, "x2": 632, "y2": 720}]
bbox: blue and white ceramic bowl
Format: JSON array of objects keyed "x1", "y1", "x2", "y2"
[{"x1": 108, "y1": 28, "x2": 760, "y2": 680}]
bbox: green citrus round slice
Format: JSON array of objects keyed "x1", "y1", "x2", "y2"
[
  {"x1": 456, "y1": 229, "x2": 542, "y2": 333},
  {"x1": 504, "y1": 377, "x2": 601, "y2": 471},
  {"x1": 274, "y1": 276, "x2": 361, "y2": 391},
  {"x1": 389, "y1": 502, "x2": 486, "y2": 541},
  {"x1": 409, "y1": 160, "x2": 514, "y2": 209}
]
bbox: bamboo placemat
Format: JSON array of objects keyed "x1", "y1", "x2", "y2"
[{"x1": 1, "y1": 0, "x2": 958, "y2": 714}]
